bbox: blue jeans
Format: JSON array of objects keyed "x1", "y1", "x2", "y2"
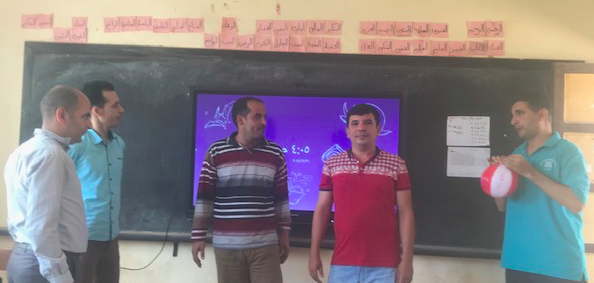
[{"x1": 328, "y1": 265, "x2": 397, "y2": 283}]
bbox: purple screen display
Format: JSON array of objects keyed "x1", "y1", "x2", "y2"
[{"x1": 193, "y1": 94, "x2": 401, "y2": 211}]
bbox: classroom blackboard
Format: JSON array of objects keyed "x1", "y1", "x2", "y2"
[{"x1": 20, "y1": 42, "x2": 569, "y2": 258}]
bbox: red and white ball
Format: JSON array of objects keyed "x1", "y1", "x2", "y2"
[{"x1": 480, "y1": 164, "x2": 518, "y2": 198}]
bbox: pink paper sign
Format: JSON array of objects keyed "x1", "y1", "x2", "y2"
[
  {"x1": 220, "y1": 32, "x2": 238, "y2": 49},
  {"x1": 377, "y1": 21, "x2": 395, "y2": 36},
  {"x1": 22, "y1": 14, "x2": 53, "y2": 29},
  {"x1": 204, "y1": 33, "x2": 220, "y2": 49},
  {"x1": 430, "y1": 40, "x2": 449, "y2": 56},
  {"x1": 449, "y1": 41, "x2": 468, "y2": 57},
  {"x1": 170, "y1": 18, "x2": 188, "y2": 33},
  {"x1": 256, "y1": 20, "x2": 273, "y2": 34},
  {"x1": 273, "y1": 21, "x2": 288, "y2": 34},
  {"x1": 305, "y1": 37, "x2": 323, "y2": 52},
  {"x1": 487, "y1": 40, "x2": 505, "y2": 56},
  {"x1": 360, "y1": 21, "x2": 377, "y2": 35},
  {"x1": 137, "y1": 17, "x2": 153, "y2": 31},
  {"x1": 486, "y1": 21, "x2": 503, "y2": 37},
  {"x1": 153, "y1": 18, "x2": 171, "y2": 33},
  {"x1": 36, "y1": 14, "x2": 53, "y2": 28},
  {"x1": 273, "y1": 33, "x2": 290, "y2": 52},
  {"x1": 468, "y1": 41, "x2": 487, "y2": 56},
  {"x1": 324, "y1": 20, "x2": 342, "y2": 35},
  {"x1": 237, "y1": 34, "x2": 254, "y2": 50},
  {"x1": 120, "y1": 16, "x2": 137, "y2": 32},
  {"x1": 359, "y1": 39, "x2": 376, "y2": 54},
  {"x1": 70, "y1": 27, "x2": 87, "y2": 43},
  {"x1": 323, "y1": 38, "x2": 341, "y2": 53},
  {"x1": 307, "y1": 20, "x2": 325, "y2": 35},
  {"x1": 289, "y1": 20, "x2": 306, "y2": 35},
  {"x1": 394, "y1": 40, "x2": 412, "y2": 55},
  {"x1": 431, "y1": 23, "x2": 449, "y2": 38},
  {"x1": 104, "y1": 17, "x2": 120, "y2": 33},
  {"x1": 254, "y1": 34, "x2": 273, "y2": 51},
  {"x1": 187, "y1": 18, "x2": 204, "y2": 32},
  {"x1": 72, "y1": 17, "x2": 87, "y2": 28},
  {"x1": 413, "y1": 22, "x2": 430, "y2": 38},
  {"x1": 376, "y1": 39, "x2": 394, "y2": 55},
  {"x1": 222, "y1": 17, "x2": 237, "y2": 33},
  {"x1": 467, "y1": 21, "x2": 486, "y2": 37},
  {"x1": 395, "y1": 22, "x2": 412, "y2": 36},
  {"x1": 289, "y1": 35, "x2": 305, "y2": 52},
  {"x1": 21, "y1": 14, "x2": 38, "y2": 28},
  {"x1": 411, "y1": 40, "x2": 429, "y2": 56},
  {"x1": 53, "y1": 27, "x2": 71, "y2": 42}
]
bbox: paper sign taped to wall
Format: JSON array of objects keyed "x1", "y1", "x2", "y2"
[
  {"x1": 447, "y1": 147, "x2": 491, "y2": 178},
  {"x1": 447, "y1": 116, "x2": 490, "y2": 146}
]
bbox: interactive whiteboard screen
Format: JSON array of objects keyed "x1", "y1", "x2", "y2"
[{"x1": 193, "y1": 93, "x2": 401, "y2": 212}]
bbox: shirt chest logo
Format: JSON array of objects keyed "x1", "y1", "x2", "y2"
[{"x1": 540, "y1": 159, "x2": 556, "y2": 171}]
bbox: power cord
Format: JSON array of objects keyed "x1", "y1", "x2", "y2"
[{"x1": 120, "y1": 131, "x2": 188, "y2": 271}]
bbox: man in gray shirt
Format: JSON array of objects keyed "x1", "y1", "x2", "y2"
[{"x1": 5, "y1": 85, "x2": 91, "y2": 283}]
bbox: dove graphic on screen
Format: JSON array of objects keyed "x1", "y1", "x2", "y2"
[{"x1": 204, "y1": 101, "x2": 235, "y2": 130}]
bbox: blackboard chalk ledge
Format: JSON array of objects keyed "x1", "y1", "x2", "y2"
[{"x1": 2, "y1": 228, "x2": 592, "y2": 258}]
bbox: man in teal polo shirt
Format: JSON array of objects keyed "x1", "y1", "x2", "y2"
[
  {"x1": 490, "y1": 91, "x2": 589, "y2": 283},
  {"x1": 69, "y1": 81, "x2": 125, "y2": 283}
]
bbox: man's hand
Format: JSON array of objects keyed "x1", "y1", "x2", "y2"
[
  {"x1": 278, "y1": 230, "x2": 290, "y2": 263},
  {"x1": 396, "y1": 260, "x2": 413, "y2": 283},
  {"x1": 192, "y1": 240, "x2": 206, "y2": 267},
  {"x1": 488, "y1": 155, "x2": 506, "y2": 165},
  {"x1": 489, "y1": 155, "x2": 511, "y2": 210},
  {"x1": 308, "y1": 253, "x2": 324, "y2": 283},
  {"x1": 503, "y1": 154, "x2": 536, "y2": 178}
]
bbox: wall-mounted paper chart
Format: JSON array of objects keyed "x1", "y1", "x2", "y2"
[
  {"x1": 446, "y1": 146, "x2": 491, "y2": 178},
  {"x1": 446, "y1": 116, "x2": 490, "y2": 146}
]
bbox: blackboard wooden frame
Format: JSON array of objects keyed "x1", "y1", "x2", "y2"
[{"x1": 20, "y1": 41, "x2": 581, "y2": 258}]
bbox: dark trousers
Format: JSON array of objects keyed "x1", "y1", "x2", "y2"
[
  {"x1": 7, "y1": 242, "x2": 83, "y2": 283},
  {"x1": 506, "y1": 269, "x2": 587, "y2": 283},
  {"x1": 79, "y1": 240, "x2": 120, "y2": 283}
]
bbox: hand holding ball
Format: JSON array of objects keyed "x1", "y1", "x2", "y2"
[{"x1": 480, "y1": 164, "x2": 518, "y2": 198}]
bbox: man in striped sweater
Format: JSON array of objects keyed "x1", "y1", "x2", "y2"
[{"x1": 191, "y1": 96, "x2": 291, "y2": 283}]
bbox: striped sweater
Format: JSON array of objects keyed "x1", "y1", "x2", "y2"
[{"x1": 192, "y1": 133, "x2": 291, "y2": 249}]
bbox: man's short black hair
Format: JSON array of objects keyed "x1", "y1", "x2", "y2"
[
  {"x1": 512, "y1": 89, "x2": 552, "y2": 114},
  {"x1": 347, "y1": 104, "x2": 380, "y2": 126},
  {"x1": 231, "y1": 96, "x2": 264, "y2": 127},
  {"x1": 81, "y1": 81, "x2": 115, "y2": 108}
]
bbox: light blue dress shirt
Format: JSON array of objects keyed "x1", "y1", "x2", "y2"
[
  {"x1": 5, "y1": 129, "x2": 87, "y2": 283},
  {"x1": 69, "y1": 129, "x2": 125, "y2": 241}
]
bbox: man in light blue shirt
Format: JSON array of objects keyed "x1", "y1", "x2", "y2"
[
  {"x1": 69, "y1": 81, "x2": 125, "y2": 283},
  {"x1": 5, "y1": 85, "x2": 91, "y2": 283},
  {"x1": 490, "y1": 91, "x2": 589, "y2": 283}
]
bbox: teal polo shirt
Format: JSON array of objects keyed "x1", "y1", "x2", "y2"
[
  {"x1": 501, "y1": 132, "x2": 589, "y2": 281},
  {"x1": 69, "y1": 129, "x2": 125, "y2": 241}
]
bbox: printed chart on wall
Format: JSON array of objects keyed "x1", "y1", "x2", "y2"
[
  {"x1": 446, "y1": 116, "x2": 490, "y2": 178},
  {"x1": 192, "y1": 93, "x2": 401, "y2": 211}
]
